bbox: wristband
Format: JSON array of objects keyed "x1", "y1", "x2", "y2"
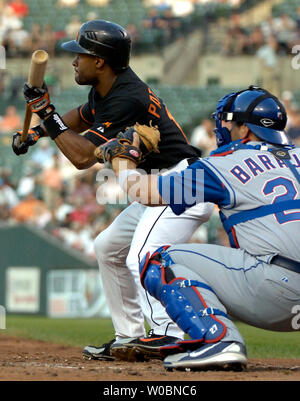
[
  {"x1": 43, "y1": 112, "x2": 69, "y2": 140},
  {"x1": 118, "y1": 169, "x2": 142, "y2": 192}
]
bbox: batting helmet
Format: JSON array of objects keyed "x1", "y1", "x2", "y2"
[
  {"x1": 212, "y1": 86, "x2": 291, "y2": 147},
  {"x1": 61, "y1": 20, "x2": 131, "y2": 71}
]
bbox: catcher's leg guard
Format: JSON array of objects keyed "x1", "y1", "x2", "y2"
[{"x1": 139, "y1": 246, "x2": 227, "y2": 346}]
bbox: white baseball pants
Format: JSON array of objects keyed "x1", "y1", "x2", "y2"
[{"x1": 94, "y1": 160, "x2": 214, "y2": 340}]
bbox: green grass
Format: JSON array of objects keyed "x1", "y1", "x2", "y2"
[
  {"x1": 235, "y1": 322, "x2": 300, "y2": 359},
  {"x1": 2, "y1": 315, "x2": 115, "y2": 348},
  {"x1": 1, "y1": 315, "x2": 300, "y2": 359}
]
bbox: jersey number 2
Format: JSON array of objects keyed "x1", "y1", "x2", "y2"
[{"x1": 263, "y1": 177, "x2": 300, "y2": 224}]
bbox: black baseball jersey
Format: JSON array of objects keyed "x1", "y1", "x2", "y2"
[{"x1": 78, "y1": 67, "x2": 202, "y2": 172}]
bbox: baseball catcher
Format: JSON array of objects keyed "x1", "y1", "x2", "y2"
[{"x1": 107, "y1": 86, "x2": 300, "y2": 371}]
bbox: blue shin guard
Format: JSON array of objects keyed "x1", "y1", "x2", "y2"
[{"x1": 139, "y1": 247, "x2": 227, "y2": 348}]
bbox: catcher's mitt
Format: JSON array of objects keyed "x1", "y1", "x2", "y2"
[
  {"x1": 94, "y1": 138, "x2": 142, "y2": 165},
  {"x1": 117, "y1": 121, "x2": 160, "y2": 155}
]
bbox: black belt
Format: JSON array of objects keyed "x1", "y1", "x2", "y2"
[
  {"x1": 270, "y1": 255, "x2": 300, "y2": 274},
  {"x1": 187, "y1": 157, "x2": 199, "y2": 166}
]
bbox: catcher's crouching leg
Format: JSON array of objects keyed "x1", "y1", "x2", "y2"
[{"x1": 139, "y1": 246, "x2": 228, "y2": 357}]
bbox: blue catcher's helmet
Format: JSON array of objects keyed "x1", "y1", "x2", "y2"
[{"x1": 212, "y1": 86, "x2": 292, "y2": 147}]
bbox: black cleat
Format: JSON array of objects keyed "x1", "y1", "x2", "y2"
[
  {"x1": 110, "y1": 332, "x2": 181, "y2": 362},
  {"x1": 83, "y1": 339, "x2": 116, "y2": 361}
]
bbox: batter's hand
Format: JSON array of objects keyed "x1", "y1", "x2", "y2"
[
  {"x1": 12, "y1": 125, "x2": 45, "y2": 155},
  {"x1": 23, "y1": 82, "x2": 55, "y2": 119}
]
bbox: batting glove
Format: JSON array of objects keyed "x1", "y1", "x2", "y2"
[
  {"x1": 94, "y1": 137, "x2": 142, "y2": 166},
  {"x1": 12, "y1": 125, "x2": 45, "y2": 155},
  {"x1": 23, "y1": 82, "x2": 55, "y2": 120}
]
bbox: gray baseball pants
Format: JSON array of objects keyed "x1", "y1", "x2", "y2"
[{"x1": 164, "y1": 243, "x2": 300, "y2": 344}]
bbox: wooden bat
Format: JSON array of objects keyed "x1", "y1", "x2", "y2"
[{"x1": 21, "y1": 50, "x2": 49, "y2": 143}]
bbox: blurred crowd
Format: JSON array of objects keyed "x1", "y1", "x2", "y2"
[
  {"x1": 0, "y1": 143, "x2": 127, "y2": 259},
  {"x1": 0, "y1": 0, "x2": 292, "y2": 58},
  {"x1": 0, "y1": 0, "x2": 56, "y2": 57},
  {"x1": 128, "y1": 0, "x2": 252, "y2": 48},
  {"x1": 0, "y1": 0, "x2": 193, "y2": 56},
  {"x1": 221, "y1": 9, "x2": 300, "y2": 56},
  {"x1": 0, "y1": 0, "x2": 256, "y2": 57}
]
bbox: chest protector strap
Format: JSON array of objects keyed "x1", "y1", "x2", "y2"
[
  {"x1": 221, "y1": 199, "x2": 300, "y2": 235},
  {"x1": 214, "y1": 142, "x2": 300, "y2": 238}
]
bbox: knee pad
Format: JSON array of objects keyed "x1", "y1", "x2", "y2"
[
  {"x1": 161, "y1": 279, "x2": 227, "y2": 343},
  {"x1": 139, "y1": 246, "x2": 227, "y2": 344},
  {"x1": 140, "y1": 245, "x2": 172, "y2": 299}
]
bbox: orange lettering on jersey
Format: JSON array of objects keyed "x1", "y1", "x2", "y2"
[
  {"x1": 165, "y1": 106, "x2": 189, "y2": 143},
  {"x1": 103, "y1": 122, "x2": 112, "y2": 128},
  {"x1": 148, "y1": 87, "x2": 161, "y2": 110},
  {"x1": 148, "y1": 104, "x2": 160, "y2": 119},
  {"x1": 149, "y1": 95, "x2": 161, "y2": 108},
  {"x1": 148, "y1": 87, "x2": 159, "y2": 99}
]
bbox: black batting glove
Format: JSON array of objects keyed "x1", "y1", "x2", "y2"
[
  {"x1": 94, "y1": 138, "x2": 142, "y2": 166},
  {"x1": 117, "y1": 127, "x2": 149, "y2": 156},
  {"x1": 12, "y1": 125, "x2": 45, "y2": 155},
  {"x1": 23, "y1": 82, "x2": 55, "y2": 120}
]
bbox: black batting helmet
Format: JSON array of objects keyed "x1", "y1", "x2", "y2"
[{"x1": 61, "y1": 20, "x2": 131, "y2": 71}]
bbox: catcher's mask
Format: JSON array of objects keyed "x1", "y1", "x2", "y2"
[
  {"x1": 61, "y1": 19, "x2": 131, "y2": 72},
  {"x1": 212, "y1": 85, "x2": 291, "y2": 147}
]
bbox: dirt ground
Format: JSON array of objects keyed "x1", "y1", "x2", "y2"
[{"x1": 0, "y1": 335, "x2": 300, "y2": 382}]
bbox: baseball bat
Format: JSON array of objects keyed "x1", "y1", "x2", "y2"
[{"x1": 21, "y1": 50, "x2": 49, "y2": 142}]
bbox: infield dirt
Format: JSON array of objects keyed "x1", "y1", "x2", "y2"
[{"x1": 0, "y1": 335, "x2": 300, "y2": 381}]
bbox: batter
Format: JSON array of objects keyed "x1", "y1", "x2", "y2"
[{"x1": 12, "y1": 19, "x2": 214, "y2": 362}]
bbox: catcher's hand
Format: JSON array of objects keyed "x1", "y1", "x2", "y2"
[
  {"x1": 94, "y1": 137, "x2": 142, "y2": 166},
  {"x1": 117, "y1": 121, "x2": 160, "y2": 155},
  {"x1": 12, "y1": 125, "x2": 45, "y2": 156}
]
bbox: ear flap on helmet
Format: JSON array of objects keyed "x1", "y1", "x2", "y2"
[
  {"x1": 212, "y1": 86, "x2": 291, "y2": 147},
  {"x1": 212, "y1": 92, "x2": 237, "y2": 148}
]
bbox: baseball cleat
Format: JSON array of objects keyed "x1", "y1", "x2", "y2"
[
  {"x1": 163, "y1": 341, "x2": 247, "y2": 371},
  {"x1": 83, "y1": 337, "x2": 139, "y2": 361},
  {"x1": 83, "y1": 339, "x2": 116, "y2": 361},
  {"x1": 110, "y1": 332, "x2": 181, "y2": 362}
]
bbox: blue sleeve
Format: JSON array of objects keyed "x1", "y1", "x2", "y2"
[{"x1": 158, "y1": 160, "x2": 231, "y2": 215}]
